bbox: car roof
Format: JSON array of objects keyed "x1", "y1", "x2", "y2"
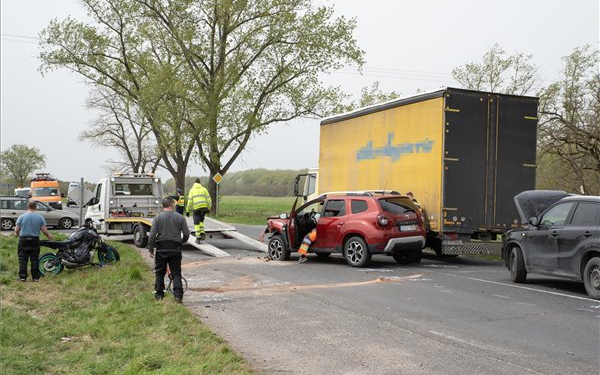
[{"x1": 559, "y1": 195, "x2": 600, "y2": 203}]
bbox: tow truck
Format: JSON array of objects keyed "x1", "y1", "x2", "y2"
[{"x1": 84, "y1": 173, "x2": 266, "y2": 257}]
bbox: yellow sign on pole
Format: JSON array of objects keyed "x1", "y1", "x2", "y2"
[{"x1": 212, "y1": 173, "x2": 223, "y2": 185}]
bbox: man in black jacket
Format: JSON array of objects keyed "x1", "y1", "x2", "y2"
[{"x1": 147, "y1": 197, "x2": 190, "y2": 303}]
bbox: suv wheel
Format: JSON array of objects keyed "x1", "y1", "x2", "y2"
[
  {"x1": 509, "y1": 246, "x2": 527, "y2": 283},
  {"x1": 1, "y1": 218, "x2": 14, "y2": 231},
  {"x1": 344, "y1": 236, "x2": 371, "y2": 267},
  {"x1": 583, "y1": 257, "x2": 600, "y2": 299},
  {"x1": 268, "y1": 234, "x2": 290, "y2": 261}
]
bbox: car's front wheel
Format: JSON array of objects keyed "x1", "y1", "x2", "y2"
[
  {"x1": 583, "y1": 257, "x2": 600, "y2": 300},
  {"x1": 1, "y1": 218, "x2": 14, "y2": 231},
  {"x1": 509, "y1": 246, "x2": 527, "y2": 283},
  {"x1": 344, "y1": 236, "x2": 371, "y2": 267},
  {"x1": 268, "y1": 234, "x2": 290, "y2": 261}
]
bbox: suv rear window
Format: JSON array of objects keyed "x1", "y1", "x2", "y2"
[
  {"x1": 378, "y1": 198, "x2": 415, "y2": 214},
  {"x1": 351, "y1": 200, "x2": 368, "y2": 214},
  {"x1": 323, "y1": 200, "x2": 346, "y2": 217},
  {"x1": 570, "y1": 202, "x2": 600, "y2": 226},
  {"x1": 114, "y1": 183, "x2": 154, "y2": 196}
]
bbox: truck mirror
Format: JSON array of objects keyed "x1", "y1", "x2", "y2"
[{"x1": 293, "y1": 176, "x2": 300, "y2": 196}]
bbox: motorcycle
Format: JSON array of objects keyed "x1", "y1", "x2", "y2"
[{"x1": 39, "y1": 221, "x2": 120, "y2": 276}]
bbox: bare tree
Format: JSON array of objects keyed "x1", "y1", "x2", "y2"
[
  {"x1": 452, "y1": 43, "x2": 540, "y2": 95},
  {"x1": 81, "y1": 88, "x2": 161, "y2": 174},
  {"x1": 538, "y1": 45, "x2": 600, "y2": 194}
]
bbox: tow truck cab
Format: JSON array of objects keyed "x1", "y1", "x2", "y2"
[{"x1": 85, "y1": 174, "x2": 163, "y2": 247}]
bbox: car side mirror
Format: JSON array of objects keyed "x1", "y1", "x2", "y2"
[
  {"x1": 61, "y1": 193, "x2": 65, "y2": 198},
  {"x1": 528, "y1": 217, "x2": 538, "y2": 226},
  {"x1": 279, "y1": 213, "x2": 289, "y2": 219}
]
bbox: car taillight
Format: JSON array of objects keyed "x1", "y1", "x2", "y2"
[{"x1": 377, "y1": 215, "x2": 389, "y2": 227}]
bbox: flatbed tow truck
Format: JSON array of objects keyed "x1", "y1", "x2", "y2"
[{"x1": 84, "y1": 174, "x2": 266, "y2": 257}]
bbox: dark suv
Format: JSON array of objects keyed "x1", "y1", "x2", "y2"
[
  {"x1": 502, "y1": 191, "x2": 600, "y2": 299},
  {"x1": 265, "y1": 192, "x2": 426, "y2": 267}
]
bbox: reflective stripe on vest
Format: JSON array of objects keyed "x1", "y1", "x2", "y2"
[
  {"x1": 192, "y1": 194, "x2": 208, "y2": 209},
  {"x1": 176, "y1": 196, "x2": 185, "y2": 206}
]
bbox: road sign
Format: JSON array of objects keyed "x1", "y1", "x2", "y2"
[{"x1": 212, "y1": 173, "x2": 223, "y2": 185}]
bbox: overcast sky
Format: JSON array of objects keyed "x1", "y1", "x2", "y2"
[{"x1": 1, "y1": 0, "x2": 599, "y2": 184}]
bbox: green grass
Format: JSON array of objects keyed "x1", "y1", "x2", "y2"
[
  {"x1": 214, "y1": 196, "x2": 297, "y2": 225},
  {"x1": 0, "y1": 234, "x2": 257, "y2": 375}
]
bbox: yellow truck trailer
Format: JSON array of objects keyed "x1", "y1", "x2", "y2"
[{"x1": 317, "y1": 88, "x2": 538, "y2": 255}]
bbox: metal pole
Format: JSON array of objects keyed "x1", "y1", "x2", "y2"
[
  {"x1": 79, "y1": 177, "x2": 84, "y2": 227},
  {"x1": 215, "y1": 182, "x2": 219, "y2": 216}
]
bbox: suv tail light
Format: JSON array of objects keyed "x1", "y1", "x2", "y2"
[{"x1": 377, "y1": 215, "x2": 390, "y2": 227}]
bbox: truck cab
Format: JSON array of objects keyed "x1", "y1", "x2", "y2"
[
  {"x1": 30, "y1": 173, "x2": 63, "y2": 210},
  {"x1": 85, "y1": 174, "x2": 163, "y2": 247}
]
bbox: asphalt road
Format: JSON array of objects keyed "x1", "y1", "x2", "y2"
[
  {"x1": 160, "y1": 224, "x2": 599, "y2": 375},
  {"x1": 58, "y1": 211, "x2": 599, "y2": 374}
]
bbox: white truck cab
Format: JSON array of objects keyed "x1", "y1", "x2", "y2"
[{"x1": 85, "y1": 173, "x2": 163, "y2": 247}]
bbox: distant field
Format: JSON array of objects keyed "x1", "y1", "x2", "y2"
[{"x1": 214, "y1": 195, "x2": 297, "y2": 225}]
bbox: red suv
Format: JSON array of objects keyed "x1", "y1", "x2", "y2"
[{"x1": 265, "y1": 192, "x2": 426, "y2": 267}]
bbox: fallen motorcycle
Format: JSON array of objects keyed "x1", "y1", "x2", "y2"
[{"x1": 39, "y1": 221, "x2": 120, "y2": 276}]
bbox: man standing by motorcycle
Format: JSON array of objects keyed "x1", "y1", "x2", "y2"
[
  {"x1": 147, "y1": 197, "x2": 190, "y2": 303},
  {"x1": 186, "y1": 178, "x2": 211, "y2": 243},
  {"x1": 14, "y1": 200, "x2": 53, "y2": 282}
]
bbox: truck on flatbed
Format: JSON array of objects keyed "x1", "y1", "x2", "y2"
[
  {"x1": 84, "y1": 173, "x2": 163, "y2": 248},
  {"x1": 300, "y1": 87, "x2": 538, "y2": 255}
]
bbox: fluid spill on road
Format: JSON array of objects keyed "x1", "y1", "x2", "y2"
[{"x1": 188, "y1": 274, "x2": 424, "y2": 296}]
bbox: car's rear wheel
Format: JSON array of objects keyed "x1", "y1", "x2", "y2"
[
  {"x1": 268, "y1": 234, "x2": 290, "y2": 261},
  {"x1": 509, "y1": 246, "x2": 527, "y2": 283},
  {"x1": 1, "y1": 218, "x2": 14, "y2": 231},
  {"x1": 583, "y1": 257, "x2": 600, "y2": 300},
  {"x1": 58, "y1": 217, "x2": 74, "y2": 229},
  {"x1": 344, "y1": 236, "x2": 371, "y2": 267}
]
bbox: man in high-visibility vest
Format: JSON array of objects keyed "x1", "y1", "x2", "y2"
[
  {"x1": 175, "y1": 188, "x2": 186, "y2": 215},
  {"x1": 186, "y1": 178, "x2": 211, "y2": 243}
]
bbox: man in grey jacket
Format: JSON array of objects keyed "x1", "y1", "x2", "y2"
[{"x1": 147, "y1": 196, "x2": 190, "y2": 302}]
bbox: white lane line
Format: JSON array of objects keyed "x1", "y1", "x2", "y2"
[
  {"x1": 577, "y1": 308, "x2": 595, "y2": 313},
  {"x1": 516, "y1": 302, "x2": 536, "y2": 307},
  {"x1": 492, "y1": 294, "x2": 510, "y2": 299},
  {"x1": 423, "y1": 271, "x2": 598, "y2": 302}
]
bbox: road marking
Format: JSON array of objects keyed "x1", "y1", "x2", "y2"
[
  {"x1": 577, "y1": 308, "x2": 595, "y2": 313},
  {"x1": 492, "y1": 294, "x2": 510, "y2": 299},
  {"x1": 417, "y1": 269, "x2": 598, "y2": 302},
  {"x1": 516, "y1": 302, "x2": 536, "y2": 307}
]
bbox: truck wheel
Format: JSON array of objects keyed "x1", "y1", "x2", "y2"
[
  {"x1": 133, "y1": 225, "x2": 148, "y2": 248},
  {"x1": 1, "y1": 218, "x2": 14, "y2": 231},
  {"x1": 344, "y1": 236, "x2": 371, "y2": 267},
  {"x1": 393, "y1": 250, "x2": 413, "y2": 264},
  {"x1": 509, "y1": 246, "x2": 527, "y2": 283},
  {"x1": 583, "y1": 257, "x2": 600, "y2": 300},
  {"x1": 58, "y1": 217, "x2": 74, "y2": 229},
  {"x1": 268, "y1": 234, "x2": 290, "y2": 261}
]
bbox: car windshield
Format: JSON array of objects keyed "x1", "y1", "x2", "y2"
[
  {"x1": 33, "y1": 187, "x2": 59, "y2": 197},
  {"x1": 378, "y1": 197, "x2": 415, "y2": 214}
]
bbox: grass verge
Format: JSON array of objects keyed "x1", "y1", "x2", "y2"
[
  {"x1": 0, "y1": 234, "x2": 256, "y2": 375},
  {"x1": 214, "y1": 196, "x2": 296, "y2": 225}
]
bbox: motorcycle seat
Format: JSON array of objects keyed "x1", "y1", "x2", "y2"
[{"x1": 40, "y1": 240, "x2": 72, "y2": 246}]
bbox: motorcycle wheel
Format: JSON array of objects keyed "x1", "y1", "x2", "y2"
[
  {"x1": 39, "y1": 253, "x2": 64, "y2": 276},
  {"x1": 98, "y1": 245, "x2": 120, "y2": 264}
]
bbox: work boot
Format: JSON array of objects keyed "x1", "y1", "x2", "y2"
[
  {"x1": 174, "y1": 296, "x2": 183, "y2": 304},
  {"x1": 155, "y1": 293, "x2": 164, "y2": 301},
  {"x1": 298, "y1": 255, "x2": 308, "y2": 264},
  {"x1": 195, "y1": 237, "x2": 202, "y2": 244},
  {"x1": 199, "y1": 233, "x2": 206, "y2": 241}
]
